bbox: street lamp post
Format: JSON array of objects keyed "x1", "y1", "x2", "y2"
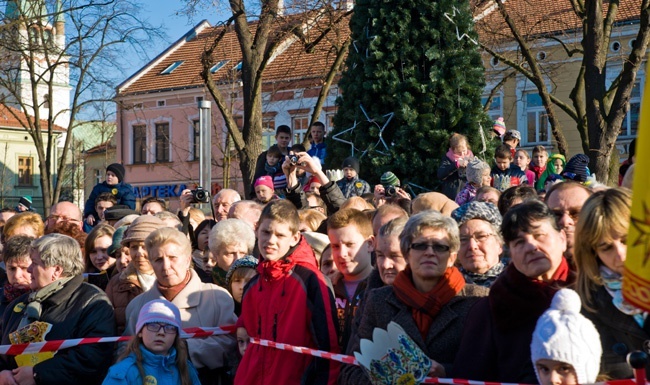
[{"x1": 198, "y1": 100, "x2": 212, "y2": 209}]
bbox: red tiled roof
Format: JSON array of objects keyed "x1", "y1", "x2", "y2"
[
  {"x1": 117, "y1": 1, "x2": 643, "y2": 96},
  {"x1": 0, "y1": 103, "x2": 66, "y2": 132},
  {"x1": 473, "y1": 0, "x2": 642, "y2": 44},
  {"x1": 117, "y1": 10, "x2": 351, "y2": 96},
  {"x1": 85, "y1": 139, "x2": 114, "y2": 154}
]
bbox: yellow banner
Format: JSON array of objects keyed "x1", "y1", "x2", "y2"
[{"x1": 623, "y1": 62, "x2": 650, "y2": 311}]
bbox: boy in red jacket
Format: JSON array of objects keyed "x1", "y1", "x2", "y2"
[{"x1": 235, "y1": 199, "x2": 340, "y2": 385}]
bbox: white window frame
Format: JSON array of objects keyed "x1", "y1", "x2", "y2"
[
  {"x1": 291, "y1": 115, "x2": 310, "y2": 144},
  {"x1": 606, "y1": 66, "x2": 644, "y2": 139},
  {"x1": 152, "y1": 117, "x2": 173, "y2": 163},
  {"x1": 481, "y1": 92, "x2": 503, "y2": 122},
  {"x1": 516, "y1": 77, "x2": 552, "y2": 146}
]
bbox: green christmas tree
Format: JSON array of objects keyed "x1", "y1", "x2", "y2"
[{"x1": 328, "y1": 0, "x2": 493, "y2": 192}]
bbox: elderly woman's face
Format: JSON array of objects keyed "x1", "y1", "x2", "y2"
[
  {"x1": 458, "y1": 219, "x2": 502, "y2": 274},
  {"x1": 149, "y1": 241, "x2": 191, "y2": 287},
  {"x1": 508, "y1": 218, "x2": 566, "y2": 281},
  {"x1": 407, "y1": 227, "x2": 457, "y2": 285},
  {"x1": 129, "y1": 241, "x2": 153, "y2": 274},
  {"x1": 216, "y1": 242, "x2": 248, "y2": 271},
  {"x1": 28, "y1": 249, "x2": 61, "y2": 290}
]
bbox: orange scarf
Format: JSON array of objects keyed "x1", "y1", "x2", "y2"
[{"x1": 392, "y1": 265, "x2": 466, "y2": 339}]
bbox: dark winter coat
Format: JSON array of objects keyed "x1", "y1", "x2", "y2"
[
  {"x1": 333, "y1": 274, "x2": 370, "y2": 353},
  {"x1": 583, "y1": 285, "x2": 650, "y2": 380},
  {"x1": 83, "y1": 181, "x2": 136, "y2": 220},
  {"x1": 319, "y1": 181, "x2": 346, "y2": 215},
  {"x1": 437, "y1": 155, "x2": 465, "y2": 200},
  {"x1": 0, "y1": 275, "x2": 116, "y2": 385},
  {"x1": 339, "y1": 284, "x2": 489, "y2": 384},
  {"x1": 307, "y1": 142, "x2": 327, "y2": 164},
  {"x1": 336, "y1": 176, "x2": 371, "y2": 199},
  {"x1": 234, "y1": 236, "x2": 340, "y2": 385},
  {"x1": 452, "y1": 263, "x2": 575, "y2": 383},
  {"x1": 490, "y1": 164, "x2": 527, "y2": 192}
]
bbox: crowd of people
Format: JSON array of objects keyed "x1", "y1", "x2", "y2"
[{"x1": 0, "y1": 119, "x2": 641, "y2": 385}]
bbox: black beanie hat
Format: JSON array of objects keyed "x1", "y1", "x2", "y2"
[
  {"x1": 562, "y1": 154, "x2": 590, "y2": 182},
  {"x1": 341, "y1": 157, "x2": 360, "y2": 175},
  {"x1": 106, "y1": 163, "x2": 125, "y2": 183}
]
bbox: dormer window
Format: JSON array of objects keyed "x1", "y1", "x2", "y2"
[
  {"x1": 161, "y1": 61, "x2": 184, "y2": 75},
  {"x1": 210, "y1": 60, "x2": 230, "y2": 73}
]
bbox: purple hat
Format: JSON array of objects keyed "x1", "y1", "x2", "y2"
[{"x1": 136, "y1": 299, "x2": 181, "y2": 333}]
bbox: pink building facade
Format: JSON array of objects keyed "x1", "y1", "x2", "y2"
[{"x1": 114, "y1": 15, "x2": 348, "y2": 211}]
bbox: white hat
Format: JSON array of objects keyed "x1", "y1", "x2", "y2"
[{"x1": 531, "y1": 289, "x2": 602, "y2": 384}]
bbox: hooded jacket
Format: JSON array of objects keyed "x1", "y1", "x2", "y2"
[
  {"x1": 103, "y1": 346, "x2": 201, "y2": 385},
  {"x1": 234, "y1": 236, "x2": 340, "y2": 385}
]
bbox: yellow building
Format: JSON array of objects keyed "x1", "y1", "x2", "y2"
[{"x1": 475, "y1": 0, "x2": 643, "y2": 160}]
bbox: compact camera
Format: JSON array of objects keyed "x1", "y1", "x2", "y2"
[
  {"x1": 385, "y1": 185, "x2": 398, "y2": 197},
  {"x1": 190, "y1": 187, "x2": 210, "y2": 203},
  {"x1": 289, "y1": 155, "x2": 299, "y2": 165}
]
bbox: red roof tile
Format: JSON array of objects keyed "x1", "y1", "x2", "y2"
[
  {"x1": 0, "y1": 103, "x2": 66, "y2": 132},
  {"x1": 117, "y1": 1, "x2": 642, "y2": 96},
  {"x1": 117, "y1": 10, "x2": 351, "y2": 96}
]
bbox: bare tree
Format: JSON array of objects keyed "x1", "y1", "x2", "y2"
[
  {"x1": 477, "y1": 0, "x2": 650, "y2": 183},
  {"x1": 0, "y1": 0, "x2": 162, "y2": 214},
  {"x1": 191, "y1": 0, "x2": 350, "y2": 197}
]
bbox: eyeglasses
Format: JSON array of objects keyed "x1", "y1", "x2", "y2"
[
  {"x1": 410, "y1": 243, "x2": 450, "y2": 253},
  {"x1": 47, "y1": 214, "x2": 81, "y2": 223},
  {"x1": 460, "y1": 232, "x2": 495, "y2": 246},
  {"x1": 145, "y1": 323, "x2": 177, "y2": 334}
]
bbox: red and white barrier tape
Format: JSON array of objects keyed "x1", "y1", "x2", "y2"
[
  {"x1": 249, "y1": 337, "x2": 649, "y2": 385},
  {"x1": 0, "y1": 326, "x2": 236, "y2": 356},
  {"x1": 249, "y1": 337, "x2": 358, "y2": 365},
  {"x1": 1, "y1": 326, "x2": 647, "y2": 385}
]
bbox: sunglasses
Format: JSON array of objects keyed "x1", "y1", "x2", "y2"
[{"x1": 409, "y1": 243, "x2": 450, "y2": 253}]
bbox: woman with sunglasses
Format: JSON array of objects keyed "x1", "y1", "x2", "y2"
[
  {"x1": 340, "y1": 210, "x2": 489, "y2": 384},
  {"x1": 453, "y1": 200, "x2": 575, "y2": 384}
]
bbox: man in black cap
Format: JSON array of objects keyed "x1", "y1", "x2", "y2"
[
  {"x1": 336, "y1": 156, "x2": 371, "y2": 199},
  {"x1": 83, "y1": 163, "x2": 135, "y2": 232}
]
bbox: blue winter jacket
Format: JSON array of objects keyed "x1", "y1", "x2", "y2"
[
  {"x1": 307, "y1": 142, "x2": 327, "y2": 164},
  {"x1": 84, "y1": 181, "x2": 136, "y2": 219},
  {"x1": 102, "y1": 346, "x2": 201, "y2": 385}
]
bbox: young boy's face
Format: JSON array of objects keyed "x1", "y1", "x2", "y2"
[
  {"x1": 552, "y1": 158, "x2": 564, "y2": 174},
  {"x1": 533, "y1": 151, "x2": 549, "y2": 167},
  {"x1": 495, "y1": 156, "x2": 511, "y2": 171},
  {"x1": 106, "y1": 170, "x2": 119, "y2": 186},
  {"x1": 535, "y1": 359, "x2": 578, "y2": 385},
  {"x1": 343, "y1": 167, "x2": 357, "y2": 180},
  {"x1": 257, "y1": 218, "x2": 300, "y2": 261},
  {"x1": 328, "y1": 224, "x2": 373, "y2": 281},
  {"x1": 95, "y1": 200, "x2": 114, "y2": 221},
  {"x1": 266, "y1": 153, "x2": 281, "y2": 167},
  {"x1": 230, "y1": 269, "x2": 258, "y2": 303},
  {"x1": 255, "y1": 185, "x2": 274, "y2": 203},
  {"x1": 514, "y1": 151, "x2": 530, "y2": 170}
]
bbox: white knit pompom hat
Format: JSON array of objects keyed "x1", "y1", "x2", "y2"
[{"x1": 531, "y1": 288, "x2": 602, "y2": 384}]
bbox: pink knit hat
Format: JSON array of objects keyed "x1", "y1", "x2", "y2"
[
  {"x1": 493, "y1": 117, "x2": 506, "y2": 137},
  {"x1": 254, "y1": 176, "x2": 274, "y2": 190},
  {"x1": 136, "y1": 299, "x2": 181, "y2": 333}
]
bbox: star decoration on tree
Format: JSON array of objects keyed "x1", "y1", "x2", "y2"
[
  {"x1": 331, "y1": 120, "x2": 363, "y2": 157},
  {"x1": 359, "y1": 104, "x2": 394, "y2": 156},
  {"x1": 443, "y1": 6, "x2": 478, "y2": 46}
]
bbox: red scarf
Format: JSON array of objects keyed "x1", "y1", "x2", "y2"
[
  {"x1": 529, "y1": 164, "x2": 546, "y2": 179},
  {"x1": 157, "y1": 270, "x2": 192, "y2": 301},
  {"x1": 392, "y1": 265, "x2": 466, "y2": 339}
]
